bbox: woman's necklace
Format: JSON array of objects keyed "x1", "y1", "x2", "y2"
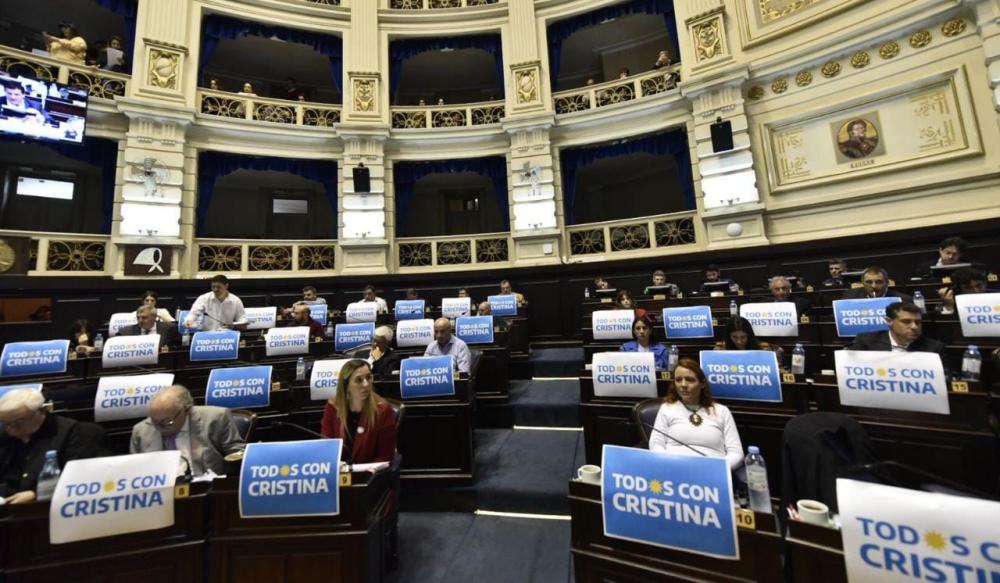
[{"x1": 684, "y1": 403, "x2": 703, "y2": 426}]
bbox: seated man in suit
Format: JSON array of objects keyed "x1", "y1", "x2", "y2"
[
  {"x1": 369, "y1": 326, "x2": 401, "y2": 376},
  {"x1": 914, "y1": 236, "x2": 967, "y2": 279},
  {"x1": 937, "y1": 267, "x2": 991, "y2": 315},
  {"x1": 286, "y1": 302, "x2": 324, "y2": 341},
  {"x1": 841, "y1": 266, "x2": 912, "y2": 302},
  {"x1": 698, "y1": 264, "x2": 737, "y2": 293},
  {"x1": 118, "y1": 305, "x2": 180, "y2": 349},
  {"x1": 645, "y1": 269, "x2": 680, "y2": 296},
  {"x1": 822, "y1": 258, "x2": 848, "y2": 288},
  {"x1": 0, "y1": 80, "x2": 47, "y2": 125},
  {"x1": 848, "y1": 302, "x2": 951, "y2": 376},
  {"x1": 130, "y1": 385, "x2": 245, "y2": 477},
  {"x1": 765, "y1": 275, "x2": 810, "y2": 316},
  {"x1": 425, "y1": 318, "x2": 471, "y2": 374},
  {"x1": 0, "y1": 388, "x2": 108, "y2": 503}
]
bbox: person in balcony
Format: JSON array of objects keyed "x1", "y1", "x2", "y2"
[
  {"x1": 208, "y1": 78, "x2": 220, "y2": 90},
  {"x1": 437, "y1": 98, "x2": 445, "y2": 105},
  {"x1": 618, "y1": 67, "x2": 631, "y2": 79},
  {"x1": 284, "y1": 77, "x2": 303, "y2": 101},
  {"x1": 652, "y1": 51, "x2": 671, "y2": 69},
  {"x1": 43, "y1": 23, "x2": 87, "y2": 65},
  {"x1": 238, "y1": 82, "x2": 256, "y2": 96}
]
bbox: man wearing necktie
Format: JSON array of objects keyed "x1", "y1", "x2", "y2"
[{"x1": 118, "y1": 305, "x2": 180, "y2": 350}]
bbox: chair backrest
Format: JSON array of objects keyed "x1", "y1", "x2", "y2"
[
  {"x1": 468, "y1": 349, "x2": 482, "y2": 378},
  {"x1": 382, "y1": 397, "x2": 405, "y2": 438},
  {"x1": 229, "y1": 409, "x2": 257, "y2": 442},
  {"x1": 632, "y1": 398, "x2": 663, "y2": 446}
]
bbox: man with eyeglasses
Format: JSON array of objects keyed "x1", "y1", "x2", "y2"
[
  {"x1": 0, "y1": 388, "x2": 107, "y2": 504},
  {"x1": 129, "y1": 385, "x2": 244, "y2": 477}
]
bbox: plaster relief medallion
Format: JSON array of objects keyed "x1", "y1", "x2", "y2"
[
  {"x1": 794, "y1": 71, "x2": 812, "y2": 87},
  {"x1": 771, "y1": 78, "x2": 788, "y2": 94},
  {"x1": 909, "y1": 30, "x2": 932, "y2": 48},
  {"x1": 820, "y1": 61, "x2": 841, "y2": 78},
  {"x1": 833, "y1": 114, "x2": 885, "y2": 163},
  {"x1": 941, "y1": 19, "x2": 965, "y2": 37},
  {"x1": 148, "y1": 49, "x2": 178, "y2": 90},
  {"x1": 515, "y1": 69, "x2": 538, "y2": 104},
  {"x1": 748, "y1": 86, "x2": 765, "y2": 100},
  {"x1": 850, "y1": 51, "x2": 870, "y2": 68},
  {"x1": 879, "y1": 41, "x2": 900, "y2": 59}
]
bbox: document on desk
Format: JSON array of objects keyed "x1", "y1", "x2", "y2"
[{"x1": 351, "y1": 462, "x2": 390, "y2": 473}]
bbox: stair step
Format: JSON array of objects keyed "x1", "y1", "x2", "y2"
[{"x1": 509, "y1": 379, "x2": 580, "y2": 427}]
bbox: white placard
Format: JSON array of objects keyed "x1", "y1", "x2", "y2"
[
  {"x1": 442, "y1": 297, "x2": 471, "y2": 318},
  {"x1": 396, "y1": 319, "x2": 434, "y2": 348},
  {"x1": 739, "y1": 302, "x2": 799, "y2": 337},
  {"x1": 245, "y1": 307, "x2": 277, "y2": 330},
  {"x1": 101, "y1": 334, "x2": 161, "y2": 368},
  {"x1": 834, "y1": 350, "x2": 949, "y2": 415},
  {"x1": 592, "y1": 352, "x2": 658, "y2": 398},
  {"x1": 310, "y1": 358, "x2": 351, "y2": 401},
  {"x1": 49, "y1": 451, "x2": 180, "y2": 544},
  {"x1": 955, "y1": 292, "x2": 1000, "y2": 337},
  {"x1": 591, "y1": 309, "x2": 636, "y2": 340},
  {"x1": 838, "y1": 478, "x2": 1000, "y2": 583},
  {"x1": 264, "y1": 326, "x2": 310, "y2": 357},
  {"x1": 346, "y1": 302, "x2": 378, "y2": 323},
  {"x1": 108, "y1": 312, "x2": 138, "y2": 337},
  {"x1": 94, "y1": 373, "x2": 174, "y2": 422}
]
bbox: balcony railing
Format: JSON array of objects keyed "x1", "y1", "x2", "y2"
[
  {"x1": 196, "y1": 239, "x2": 337, "y2": 275},
  {"x1": 389, "y1": 0, "x2": 499, "y2": 8},
  {"x1": 552, "y1": 67, "x2": 680, "y2": 116},
  {"x1": 198, "y1": 89, "x2": 342, "y2": 127},
  {"x1": 0, "y1": 46, "x2": 129, "y2": 100},
  {"x1": 397, "y1": 232, "x2": 510, "y2": 269},
  {"x1": 565, "y1": 212, "x2": 696, "y2": 258},
  {"x1": 391, "y1": 100, "x2": 505, "y2": 129},
  {"x1": 0, "y1": 230, "x2": 110, "y2": 275}
]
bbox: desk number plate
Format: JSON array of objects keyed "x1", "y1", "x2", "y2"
[
  {"x1": 174, "y1": 483, "x2": 190, "y2": 498},
  {"x1": 339, "y1": 473, "x2": 352, "y2": 487},
  {"x1": 736, "y1": 508, "x2": 756, "y2": 530},
  {"x1": 782, "y1": 372, "x2": 796, "y2": 383},
  {"x1": 951, "y1": 381, "x2": 969, "y2": 393}
]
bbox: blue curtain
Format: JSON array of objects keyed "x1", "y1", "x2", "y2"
[
  {"x1": 560, "y1": 129, "x2": 693, "y2": 225},
  {"x1": 91, "y1": 0, "x2": 138, "y2": 73},
  {"x1": 394, "y1": 156, "x2": 509, "y2": 235},
  {"x1": 389, "y1": 35, "x2": 504, "y2": 102},
  {"x1": 197, "y1": 151, "x2": 338, "y2": 236},
  {"x1": 547, "y1": 0, "x2": 680, "y2": 89},
  {"x1": 46, "y1": 137, "x2": 119, "y2": 234},
  {"x1": 200, "y1": 14, "x2": 343, "y2": 91}
]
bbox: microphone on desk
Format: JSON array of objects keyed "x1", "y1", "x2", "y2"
[
  {"x1": 177, "y1": 454, "x2": 193, "y2": 484},
  {"x1": 621, "y1": 419, "x2": 706, "y2": 457},
  {"x1": 271, "y1": 420, "x2": 325, "y2": 439}
]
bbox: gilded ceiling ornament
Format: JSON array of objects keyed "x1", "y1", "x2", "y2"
[
  {"x1": 515, "y1": 69, "x2": 538, "y2": 104},
  {"x1": 794, "y1": 71, "x2": 812, "y2": 87},
  {"x1": 820, "y1": 61, "x2": 841, "y2": 78},
  {"x1": 941, "y1": 19, "x2": 965, "y2": 37},
  {"x1": 693, "y1": 18, "x2": 723, "y2": 61},
  {"x1": 850, "y1": 51, "x2": 870, "y2": 68},
  {"x1": 758, "y1": 0, "x2": 820, "y2": 24},
  {"x1": 909, "y1": 30, "x2": 932, "y2": 48},
  {"x1": 748, "y1": 86, "x2": 765, "y2": 100},
  {"x1": 879, "y1": 41, "x2": 900, "y2": 59},
  {"x1": 353, "y1": 79, "x2": 376, "y2": 112},
  {"x1": 148, "y1": 49, "x2": 178, "y2": 90},
  {"x1": 771, "y1": 78, "x2": 788, "y2": 94}
]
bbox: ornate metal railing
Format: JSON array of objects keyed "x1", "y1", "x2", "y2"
[
  {"x1": 304, "y1": 0, "x2": 341, "y2": 4},
  {"x1": 397, "y1": 233, "x2": 510, "y2": 269},
  {"x1": 552, "y1": 67, "x2": 680, "y2": 116},
  {"x1": 0, "y1": 230, "x2": 111, "y2": 274},
  {"x1": 391, "y1": 100, "x2": 505, "y2": 129},
  {"x1": 566, "y1": 212, "x2": 696, "y2": 257},
  {"x1": 197, "y1": 239, "x2": 337, "y2": 274},
  {"x1": 0, "y1": 46, "x2": 129, "y2": 100},
  {"x1": 389, "y1": 0, "x2": 499, "y2": 8},
  {"x1": 198, "y1": 89, "x2": 342, "y2": 127}
]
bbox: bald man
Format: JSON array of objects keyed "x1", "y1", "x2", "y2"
[
  {"x1": 130, "y1": 385, "x2": 244, "y2": 477},
  {"x1": 424, "y1": 317, "x2": 471, "y2": 374}
]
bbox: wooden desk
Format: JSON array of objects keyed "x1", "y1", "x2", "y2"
[{"x1": 785, "y1": 519, "x2": 848, "y2": 583}]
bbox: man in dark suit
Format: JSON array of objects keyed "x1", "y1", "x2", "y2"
[
  {"x1": 765, "y1": 275, "x2": 811, "y2": 316},
  {"x1": 841, "y1": 266, "x2": 912, "y2": 303},
  {"x1": 849, "y1": 302, "x2": 951, "y2": 376},
  {"x1": 822, "y1": 258, "x2": 848, "y2": 288},
  {"x1": 913, "y1": 236, "x2": 967, "y2": 279},
  {"x1": 118, "y1": 305, "x2": 180, "y2": 349}
]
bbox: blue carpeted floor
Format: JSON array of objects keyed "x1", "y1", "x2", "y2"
[
  {"x1": 530, "y1": 347, "x2": 585, "y2": 378},
  {"x1": 509, "y1": 379, "x2": 581, "y2": 427}
]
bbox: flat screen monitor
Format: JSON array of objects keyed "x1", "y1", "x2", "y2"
[{"x1": 0, "y1": 73, "x2": 88, "y2": 145}]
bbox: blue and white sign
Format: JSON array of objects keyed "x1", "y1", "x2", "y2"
[
  {"x1": 309, "y1": 304, "x2": 328, "y2": 326},
  {"x1": 206, "y1": 366, "x2": 272, "y2": 409},
  {"x1": 400, "y1": 355, "x2": 455, "y2": 399},
  {"x1": 264, "y1": 326, "x2": 310, "y2": 357},
  {"x1": 94, "y1": 373, "x2": 174, "y2": 422},
  {"x1": 394, "y1": 300, "x2": 425, "y2": 321},
  {"x1": 601, "y1": 445, "x2": 738, "y2": 560},
  {"x1": 699, "y1": 350, "x2": 783, "y2": 402},
  {"x1": 109, "y1": 312, "x2": 138, "y2": 337},
  {"x1": 0, "y1": 340, "x2": 69, "y2": 377},
  {"x1": 346, "y1": 302, "x2": 378, "y2": 323},
  {"x1": 335, "y1": 323, "x2": 375, "y2": 351},
  {"x1": 832, "y1": 297, "x2": 902, "y2": 337},
  {"x1": 396, "y1": 319, "x2": 434, "y2": 348},
  {"x1": 49, "y1": 451, "x2": 180, "y2": 544},
  {"x1": 838, "y1": 478, "x2": 1000, "y2": 583},
  {"x1": 592, "y1": 310, "x2": 636, "y2": 341},
  {"x1": 239, "y1": 439, "x2": 343, "y2": 518},
  {"x1": 0, "y1": 382, "x2": 42, "y2": 399},
  {"x1": 442, "y1": 297, "x2": 472, "y2": 318},
  {"x1": 592, "y1": 352, "x2": 658, "y2": 398},
  {"x1": 190, "y1": 330, "x2": 240, "y2": 362},
  {"x1": 101, "y1": 335, "x2": 161, "y2": 369},
  {"x1": 245, "y1": 307, "x2": 278, "y2": 331},
  {"x1": 834, "y1": 350, "x2": 949, "y2": 415},
  {"x1": 455, "y1": 316, "x2": 495, "y2": 345},
  {"x1": 662, "y1": 306, "x2": 714, "y2": 339},
  {"x1": 488, "y1": 294, "x2": 518, "y2": 317},
  {"x1": 309, "y1": 359, "x2": 351, "y2": 401},
  {"x1": 955, "y1": 292, "x2": 1000, "y2": 337},
  {"x1": 739, "y1": 302, "x2": 799, "y2": 337},
  {"x1": 176, "y1": 310, "x2": 202, "y2": 334}
]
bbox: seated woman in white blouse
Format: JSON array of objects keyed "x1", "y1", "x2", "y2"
[{"x1": 649, "y1": 357, "x2": 744, "y2": 471}]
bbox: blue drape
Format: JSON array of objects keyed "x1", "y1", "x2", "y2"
[
  {"x1": 393, "y1": 156, "x2": 509, "y2": 235},
  {"x1": 197, "y1": 151, "x2": 338, "y2": 236},
  {"x1": 91, "y1": 0, "x2": 138, "y2": 73},
  {"x1": 200, "y1": 14, "x2": 343, "y2": 91},
  {"x1": 547, "y1": 0, "x2": 680, "y2": 89},
  {"x1": 46, "y1": 137, "x2": 119, "y2": 234},
  {"x1": 559, "y1": 129, "x2": 693, "y2": 225},
  {"x1": 389, "y1": 35, "x2": 504, "y2": 102}
]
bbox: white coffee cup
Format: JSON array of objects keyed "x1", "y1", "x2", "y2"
[
  {"x1": 577, "y1": 464, "x2": 601, "y2": 485},
  {"x1": 797, "y1": 499, "x2": 831, "y2": 526}
]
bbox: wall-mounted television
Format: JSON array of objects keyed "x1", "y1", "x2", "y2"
[{"x1": 0, "y1": 73, "x2": 88, "y2": 145}]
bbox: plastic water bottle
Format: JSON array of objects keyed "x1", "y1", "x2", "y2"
[
  {"x1": 913, "y1": 290, "x2": 926, "y2": 313},
  {"x1": 791, "y1": 343, "x2": 806, "y2": 375},
  {"x1": 296, "y1": 357, "x2": 306, "y2": 381},
  {"x1": 745, "y1": 446, "x2": 772, "y2": 514},
  {"x1": 584, "y1": 287, "x2": 591, "y2": 299},
  {"x1": 325, "y1": 321, "x2": 334, "y2": 339},
  {"x1": 181, "y1": 332, "x2": 191, "y2": 347},
  {"x1": 729, "y1": 300, "x2": 738, "y2": 318},
  {"x1": 93, "y1": 333, "x2": 104, "y2": 351},
  {"x1": 961, "y1": 345, "x2": 981, "y2": 381},
  {"x1": 668, "y1": 345, "x2": 679, "y2": 371},
  {"x1": 36, "y1": 450, "x2": 61, "y2": 502}
]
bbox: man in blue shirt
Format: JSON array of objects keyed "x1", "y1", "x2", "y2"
[{"x1": 424, "y1": 317, "x2": 471, "y2": 374}]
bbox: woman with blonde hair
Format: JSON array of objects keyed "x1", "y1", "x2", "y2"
[{"x1": 320, "y1": 359, "x2": 396, "y2": 463}]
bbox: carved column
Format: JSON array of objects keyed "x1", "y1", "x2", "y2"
[{"x1": 976, "y1": 0, "x2": 1000, "y2": 124}]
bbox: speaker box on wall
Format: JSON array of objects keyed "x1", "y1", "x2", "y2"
[
  {"x1": 710, "y1": 118, "x2": 734, "y2": 153},
  {"x1": 352, "y1": 165, "x2": 371, "y2": 193}
]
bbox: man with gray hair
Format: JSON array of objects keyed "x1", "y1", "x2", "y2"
[
  {"x1": 0, "y1": 388, "x2": 107, "y2": 503},
  {"x1": 130, "y1": 385, "x2": 244, "y2": 477},
  {"x1": 118, "y1": 304, "x2": 180, "y2": 349},
  {"x1": 767, "y1": 275, "x2": 811, "y2": 315},
  {"x1": 369, "y1": 325, "x2": 401, "y2": 377}
]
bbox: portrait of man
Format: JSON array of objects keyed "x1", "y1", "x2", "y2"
[{"x1": 836, "y1": 117, "x2": 881, "y2": 160}]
